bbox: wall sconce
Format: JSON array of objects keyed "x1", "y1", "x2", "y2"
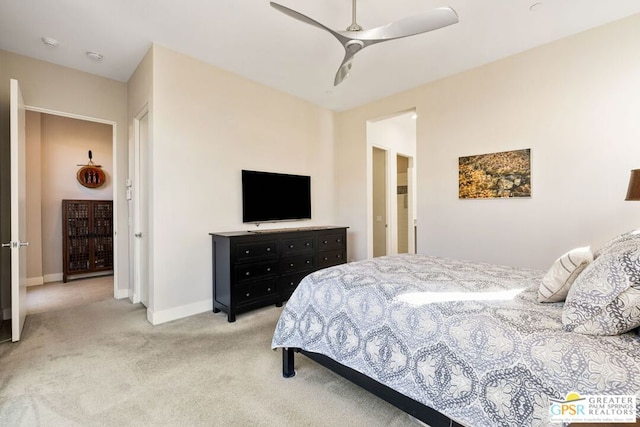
[{"x1": 625, "y1": 169, "x2": 640, "y2": 201}]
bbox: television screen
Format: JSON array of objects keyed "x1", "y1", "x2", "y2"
[{"x1": 242, "y1": 170, "x2": 311, "y2": 223}]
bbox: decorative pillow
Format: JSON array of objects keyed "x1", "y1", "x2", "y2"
[
  {"x1": 538, "y1": 246, "x2": 592, "y2": 303},
  {"x1": 562, "y1": 234, "x2": 640, "y2": 335},
  {"x1": 593, "y1": 228, "x2": 640, "y2": 258}
]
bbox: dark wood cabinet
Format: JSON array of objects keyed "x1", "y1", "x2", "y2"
[
  {"x1": 211, "y1": 226, "x2": 347, "y2": 322},
  {"x1": 62, "y1": 200, "x2": 113, "y2": 283}
]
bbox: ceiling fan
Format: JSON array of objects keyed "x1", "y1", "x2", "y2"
[{"x1": 270, "y1": 0, "x2": 459, "y2": 86}]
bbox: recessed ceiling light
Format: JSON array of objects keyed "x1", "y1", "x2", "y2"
[
  {"x1": 86, "y1": 51, "x2": 104, "y2": 62},
  {"x1": 41, "y1": 37, "x2": 59, "y2": 48},
  {"x1": 529, "y1": 2, "x2": 544, "y2": 12}
]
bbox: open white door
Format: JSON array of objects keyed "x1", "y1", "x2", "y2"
[{"x1": 6, "y1": 79, "x2": 28, "y2": 342}]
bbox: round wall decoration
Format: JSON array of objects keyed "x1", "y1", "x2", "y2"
[{"x1": 77, "y1": 165, "x2": 106, "y2": 188}]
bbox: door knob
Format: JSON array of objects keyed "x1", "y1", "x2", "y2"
[{"x1": 1, "y1": 241, "x2": 28, "y2": 248}]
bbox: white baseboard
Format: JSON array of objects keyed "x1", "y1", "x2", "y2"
[
  {"x1": 44, "y1": 273, "x2": 63, "y2": 283},
  {"x1": 114, "y1": 288, "x2": 129, "y2": 299},
  {"x1": 147, "y1": 299, "x2": 212, "y2": 325},
  {"x1": 26, "y1": 277, "x2": 44, "y2": 287}
]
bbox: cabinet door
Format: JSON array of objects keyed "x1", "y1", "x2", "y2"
[
  {"x1": 91, "y1": 201, "x2": 113, "y2": 270},
  {"x1": 64, "y1": 200, "x2": 91, "y2": 276}
]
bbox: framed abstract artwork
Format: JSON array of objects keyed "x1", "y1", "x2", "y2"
[{"x1": 459, "y1": 148, "x2": 531, "y2": 199}]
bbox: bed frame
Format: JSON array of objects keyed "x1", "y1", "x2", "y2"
[{"x1": 282, "y1": 347, "x2": 464, "y2": 427}]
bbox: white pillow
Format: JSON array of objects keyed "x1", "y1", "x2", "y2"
[{"x1": 538, "y1": 246, "x2": 592, "y2": 303}]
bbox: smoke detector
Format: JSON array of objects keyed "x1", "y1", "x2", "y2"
[{"x1": 41, "y1": 37, "x2": 59, "y2": 48}]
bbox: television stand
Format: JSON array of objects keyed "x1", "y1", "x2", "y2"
[{"x1": 210, "y1": 226, "x2": 347, "y2": 322}]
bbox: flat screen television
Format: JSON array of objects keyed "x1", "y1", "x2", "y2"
[{"x1": 242, "y1": 170, "x2": 311, "y2": 223}]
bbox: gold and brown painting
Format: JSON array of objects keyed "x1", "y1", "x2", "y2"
[{"x1": 459, "y1": 149, "x2": 531, "y2": 199}]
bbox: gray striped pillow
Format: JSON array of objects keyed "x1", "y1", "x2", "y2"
[{"x1": 538, "y1": 246, "x2": 592, "y2": 303}]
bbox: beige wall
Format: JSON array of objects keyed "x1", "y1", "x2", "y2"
[
  {"x1": 25, "y1": 111, "x2": 43, "y2": 282},
  {"x1": 136, "y1": 45, "x2": 337, "y2": 323},
  {"x1": 0, "y1": 50, "x2": 128, "y2": 312},
  {"x1": 336, "y1": 13, "x2": 640, "y2": 269}
]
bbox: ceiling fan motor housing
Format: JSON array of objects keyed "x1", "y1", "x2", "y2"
[{"x1": 345, "y1": 39, "x2": 364, "y2": 53}]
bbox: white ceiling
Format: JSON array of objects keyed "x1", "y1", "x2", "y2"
[{"x1": 1, "y1": 0, "x2": 640, "y2": 111}]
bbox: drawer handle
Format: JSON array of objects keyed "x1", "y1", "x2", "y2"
[
  {"x1": 305, "y1": 242, "x2": 310, "y2": 246},
  {"x1": 266, "y1": 247, "x2": 271, "y2": 252},
  {"x1": 245, "y1": 250, "x2": 250, "y2": 254},
  {"x1": 289, "y1": 282, "x2": 294, "y2": 286},
  {"x1": 323, "y1": 240, "x2": 328, "y2": 244},
  {"x1": 266, "y1": 267, "x2": 271, "y2": 272},
  {"x1": 306, "y1": 260, "x2": 310, "y2": 264},
  {"x1": 323, "y1": 257, "x2": 328, "y2": 261},
  {"x1": 246, "y1": 293, "x2": 250, "y2": 297},
  {"x1": 289, "y1": 244, "x2": 294, "y2": 249},
  {"x1": 289, "y1": 263, "x2": 294, "y2": 267},
  {"x1": 267, "y1": 288, "x2": 271, "y2": 292},
  {"x1": 336, "y1": 239, "x2": 342, "y2": 243},
  {"x1": 336, "y1": 254, "x2": 342, "y2": 258},
  {"x1": 245, "y1": 272, "x2": 251, "y2": 276}
]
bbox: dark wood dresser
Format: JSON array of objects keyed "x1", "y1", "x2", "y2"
[{"x1": 210, "y1": 226, "x2": 347, "y2": 322}]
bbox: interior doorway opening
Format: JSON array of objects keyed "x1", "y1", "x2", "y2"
[
  {"x1": 23, "y1": 108, "x2": 118, "y2": 308},
  {"x1": 372, "y1": 147, "x2": 388, "y2": 257},
  {"x1": 131, "y1": 107, "x2": 150, "y2": 309},
  {"x1": 397, "y1": 155, "x2": 410, "y2": 254},
  {"x1": 366, "y1": 110, "x2": 417, "y2": 258}
]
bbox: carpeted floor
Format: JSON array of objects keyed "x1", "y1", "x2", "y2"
[{"x1": 0, "y1": 299, "x2": 416, "y2": 426}]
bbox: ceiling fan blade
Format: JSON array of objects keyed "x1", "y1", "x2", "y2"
[
  {"x1": 270, "y1": 2, "x2": 348, "y2": 44},
  {"x1": 349, "y1": 6, "x2": 458, "y2": 42},
  {"x1": 333, "y1": 41, "x2": 364, "y2": 86},
  {"x1": 334, "y1": 54, "x2": 354, "y2": 86}
]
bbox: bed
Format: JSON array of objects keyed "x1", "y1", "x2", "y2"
[{"x1": 271, "y1": 231, "x2": 640, "y2": 427}]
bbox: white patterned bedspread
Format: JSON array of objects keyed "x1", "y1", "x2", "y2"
[{"x1": 271, "y1": 255, "x2": 640, "y2": 427}]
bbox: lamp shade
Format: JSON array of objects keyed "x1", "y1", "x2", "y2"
[{"x1": 626, "y1": 169, "x2": 640, "y2": 201}]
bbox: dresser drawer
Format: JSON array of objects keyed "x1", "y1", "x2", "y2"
[
  {"x1": 235, "y1": 261, "x2": 278, "y2": 282},
  {"x1": 236, "y1": 280, "x2": 278, "y2": 304},
  {"x1": 318, "y1": 233, "x2": 346, "y2": 251},
  {"x1": 235, "y1": 240, "x2": 277, "y2": 261},
  {"x1": 280, "y1": 254, "x2": 315, "y2": 274},
  {"x1": 318, "y1": 249, "x2": 345, "y2": 268},
  {"x1": 280, "y1": 237, "x2": 314, "y2": 255},
  {"x1": 278, "y1": 271, "x2": 311, "y2": 294}
]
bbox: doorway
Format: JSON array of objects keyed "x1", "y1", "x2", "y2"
[
  {"x1": 367, "y1": 111, "x2": 417, "y2": 258},
  {"x1": 372, "y1": 147, "x2": 387, "y2": 257},
  {"x1": 397, "y1": 155, "x2": 410, "y2": 254},
  {"x1": 132, "y1": 108, "x2": 150, "y2": 308},
  {"x1": 24, "y1": 109, "x2": 118, "y2": 304}
]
